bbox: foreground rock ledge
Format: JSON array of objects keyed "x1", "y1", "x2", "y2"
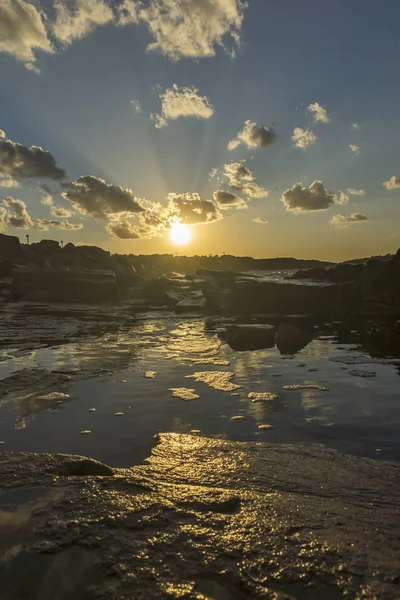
[{"x1": 1, "y1": 435, "x2": 400, "y2": 599}]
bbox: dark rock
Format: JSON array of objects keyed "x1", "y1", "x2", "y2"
[
  {"x1": 275, "y1": 323, "x2": 313, "y2": 355},
  {"x1": 31, "y1": 239, "x2": 60, "y2": 254},
  {"x1": 57, "y1": 457, "x2": 114, "y2": 477},
  {"x1": 225, "y1": 323, "x2": 276, "y2": 350},
  {"x1": 12, "y1": 268, "x2": 120, "y2": 303},
  {"x1": 0, "y1": 257, "x2": 14, "y2": 278},
  {"x1": 174, "y1": 295, "x2": 206, "y2": 313},
  {"x1": 0, "y1": 233, "x2": 23, "y2": 259}
]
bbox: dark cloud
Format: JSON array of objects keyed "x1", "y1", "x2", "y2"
[
  {"x1": 213, "y1": 190, "x2": 247, "y2": 210},
  {"x1": 281, "y1": 180, "x2": 338, "y2": 212},
  {"x1": 228, "y1": 120, "x2": 276, "y2": 151},
  {"x1": 220, "y1": 161, "x2": 268, "y2": 198},
  {"x1": 35, "y1": 218, "x2": 83, "y2": 231},
  {"x1": 167, "y1": 192, "x2": 221, "y2": 224},
  {"x1": 0, "y1": 135, "x2": 66, "y2": 183},
  {"x1": 2, "y1": 196, "x2": 33, "y2": 228},
  {"x1": 105, "y1": 219, "x2": 140, "y2": 239},
  {"x1": 61, "y1": 175, "x2": 145, "y2": 219}
]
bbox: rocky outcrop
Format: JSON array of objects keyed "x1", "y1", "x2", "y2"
[
  {"x1": 12, "y1": 268, "x2": 120, "y2": 303},
  {"x1": 0, "y1": 233, "x2": 23, "y2": 259},
  {"x1": 0, "y1": 433, "x2": 399, "y2": 599},
  {"x1": 275, "y1": 322, "x2": 313, "y2": 354},
  {"x1": 224, "y1": 323, "x2": 276, "y2": 350},
  {"x1": 291, "y1": 249, "x2": 400, "y2": 317}
]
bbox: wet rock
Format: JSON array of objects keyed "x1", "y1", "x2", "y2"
[
  {"x1": 12, "y1": 268, "x2": 120, "y2": 303},
  {"x1": 174, "y1": 295, "x2": 206, "y2": 313},
  {"x1": 275, "y1": 322, "x2": 313, "y2": 355},
  {"x1": 185, "y1": 371, "x2": 240, "y2": 392},
  {"x1": 284, "y1": 384, "x2": 329, "y2": 391},
  {"x1": 224, "y1": 323, "x2": 276, "y2": 350},
  {"x1": 348, "y1": 369, "x2": 377, "y2": 378},
  {"x1": 1, "y1": 435, "x2": 399, "y2": 599},
  {"x1": 248, "y1": 392, "x2": 279, "y2": 402},
  {"x1": 57, "y1": 457, "x2": 113, "y2": 476}
]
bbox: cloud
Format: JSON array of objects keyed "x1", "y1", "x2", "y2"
[
  {"x1": 151, "y1": 84, "x2": 214, "y2": 128},
  {"x1": 118, "y1": 0, "x2": 247, "y2": 60},
  {"x1": 347, "y1": 188, "x2": 365, "y2": 196},
  {"x1": 227, "y1": 120, "x2": 276, "y2": 151},
  {"x1": 105, "y1": 219, "x2": 140, "y2": 239},
  {"x1": 281, "y1": 180, "x2": 338, "y2": 212},
  {"x1": 130, "y1": 99, "x2": 142, "y2": 114},
  {"x1": 61, "y1": 175, "x2": 144, "y2": 219},
  {"x1": 0, "y1": 134, "x2": 66, "y2": 183},
  {"x1": 2, "y1": 196, "x2": 33, "y2": 228},
  {"x1": 350, "y1": 144, "x2": 360, "y2": 155},
  {"x1": 330, "y1": 213, "x2": 368, "y2": 228},
  {"x1": 383, "y1": 176, "x2": 400, "y2": 191},
  {"x1": 308, "y1": 102, "x2": 329, "y2": 124},
  {"x1": 253, "y1": 216, "x2": 268, "y2": 224},
  {"x1": 352, "y1": 123, "x2": 360, "y2": 130},
  {"x1": 337, "y1": 191, "x2": 349, "y2": 205},
  {"x1": 213, "y1": 190, "x2": 247, "y2": 210},
  {"x1": 0, "y1": 130, "x2": 5, "y2": 139},
  {"x1": 52, "y1": 0, "x2": 113, "y2": 46},
  {"x1": 0, "y1": 177, "x2": 19, "y2": 188},
  {"x1": 35, "y1": 218, "x2": 84, "y2": 231},
  {"x1": 0, "y1": 0, "x2": 54, "y2": 70},
  {"x1": 221, "y1": 161, "x2": 268, "y2": 198},
  {"x1": 41, "y1": 193, "x2": 72, "y2": 217},
  {"x1": 292, "y1": 127, "x2": 317, "y2": 149},
  {"x1": 41, "y1": 194, "x2": 54, "y2": 206},
  {"x1": 167, "y1": 192, "x2": 221, "y2": 224},
  {"x1": 2, "y1": 196, "x2": 82, "y2": 230}
]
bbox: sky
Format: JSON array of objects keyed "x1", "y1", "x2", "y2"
[{"x1": 1, "y1": 0, "x2": 400, "y2": 261}]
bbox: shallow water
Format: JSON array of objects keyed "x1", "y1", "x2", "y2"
[{"x1": 0, "y1": 311, "x2": 399, "y2": 467}]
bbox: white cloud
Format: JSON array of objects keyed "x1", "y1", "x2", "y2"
[
  {"x1": 347, "y1": 188, "x2": 365, "y2": 196},
  {"x1": 61, "y1": 175, "x2": 145, "y2": 219},
  {"x1": 130, "y1": 99, "x2": 142, "y2": 114},
  {"x1": 292, "y1": 127, "x2": 317, "y2": 149},
  {"x1": 167, "y1": 192, "x2": 221, "y2": 224},
  {"x1": 227, "y1": 120, "x2": 276, "y2": 151},
  {"x1": 350, "y1": 144, "x2": 360, "y2": 155},
  {"x1": 220, "y1": 161, "x2": 268, "y2": 198},
  {"x1": 308, "y1": 102, "x2": 329, "y2": 124},
  {"x1": 0, "y1": 130, "x2": 5, "y2": 139},
  {"x1": 2, "y1": 196, "x2": 82, "y2": 230},
  {"x1": 152, "y1": 84, "x2": 214, "y2": 128},
  {"x1": 253, "y1": 216, "x2": 268, "y2": 224},
  {"x1": 337, "y1": 191, "x2": 349, "y2": 205},
  {"x1": 330, "y1": 213, "x2": 368, "y2": 228},
  {"x1": 281, "y1": 180, "x2": 338, "y2": 212},
  {"x1": 0, "y1": 0, "x2": 53, "y2": 70},
  {"x1": 53, "y1": 0, "x2": 113, "y2": 46},
  {"x1": 383, "y1": 176, "x2": 400, "y2": 191},
  {"x1": 0, "y1": 177, "x2": 19, "y2": 188},
  {"x1": 118, "y1": 0, "x2": 247, "y2": 61},
  {"x1": 213, "y1": 190, "x2": 247, "y2": 210},
  {"x1": 41, "y1": 193, "x2": 71, "y2": 217},
  {"x1": 352, "y1": 123, "x2": 360, "y2": 130}
]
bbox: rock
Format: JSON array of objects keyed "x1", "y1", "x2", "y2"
[
  {"x1": 174, "y1": 294, "x2": 206, "y2": 313},
  {"x1": 57, "y1": 457, "x2": 114, "y2": 476},
  {"x1": 12, "y1": 268, "x2": 120, "y2": 303},
  {"x1": 275, "y1": 323, "x2": 313, "y2": 355},
  {"x1": 31, "y1": 239, "x2": 60, "y2": 255},
  {"x1": 225, "y1": 324, "x2": 276, "y2": 350},
  {"x1": 0, "y1": 233, "x2": 23, "y2": 260},
  {"x1": 1, "y1": 435, "x2": 399, "y2": 599},
  {"x1": 0, "y1": 257, "x2": 14, "y2": 277}
]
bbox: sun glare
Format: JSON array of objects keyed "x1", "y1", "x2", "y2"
[{"x1": 169, "y1": 223, "x2": 192, "y2": 246}]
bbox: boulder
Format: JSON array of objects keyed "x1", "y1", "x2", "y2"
[
  {"x1": 0, "y1": 233, "x2": 23, "y2": 260},
  {"x1": 225, "y1": 324, "x2": 276, "y2": 350},
  {"x1": 0, "y1": 257, "x2": 14, "y2": 278},
  {"x1": 174, "y1": 294, "x2": 206, "y2": 313},
  {"x1": 275, "y1": 323, "x2": 313, "y2": 355},
  {"x1": 12, "y1": 268, "x2": 120, "y2": 303}
]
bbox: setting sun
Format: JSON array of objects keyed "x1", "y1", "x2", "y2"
[{"x1": 169, "y1": 223, "x2": 192, "y2": 246}]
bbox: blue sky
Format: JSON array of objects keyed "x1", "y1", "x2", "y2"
[{"x1": 1, "y1": 0, "x2": 400, "y2": 260}]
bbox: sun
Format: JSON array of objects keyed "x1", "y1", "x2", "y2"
[{"x1": 169, "y1": 222, "x2": 192, "y2": 246}]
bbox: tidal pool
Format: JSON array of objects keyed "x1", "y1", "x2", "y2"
[{"x1": 0, "y1": 312, "x2": 399, "y2": 467}]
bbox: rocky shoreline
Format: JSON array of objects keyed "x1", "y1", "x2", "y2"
[{"x1": 1, "y1": 433, "x2": 400, "y2": 599}]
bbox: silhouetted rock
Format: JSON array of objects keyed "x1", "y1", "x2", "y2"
[
  {"x1": 0, "y1": 233, "x2": 23, "y2": 260},
  {"x1": 12, "y1": 268, "x2": 120, "y2": 303},
  {"x1": 275, "y1": 323, "x2": 313, "y2": 355},
  {"x1": 225, "y1": 323, "x2": 276, "y2": 350},
  {"x1": 0, "y1": 257, "x2": 14, "y2": 278}
]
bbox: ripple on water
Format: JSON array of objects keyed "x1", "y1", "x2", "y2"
[
  {"x1": 169, "y1": 388, "x2": 200, "y2": 401},
  {"x1": 185, "y1": 371, "x2": 241, "y2": 392},
  {"x1": 283, "y1": 384, "x2": 330, "y2": 391}
]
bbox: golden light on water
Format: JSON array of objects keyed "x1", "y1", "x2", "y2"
[{"x1": 169, "y1": 223, "x2": 192, "y2": 246}]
